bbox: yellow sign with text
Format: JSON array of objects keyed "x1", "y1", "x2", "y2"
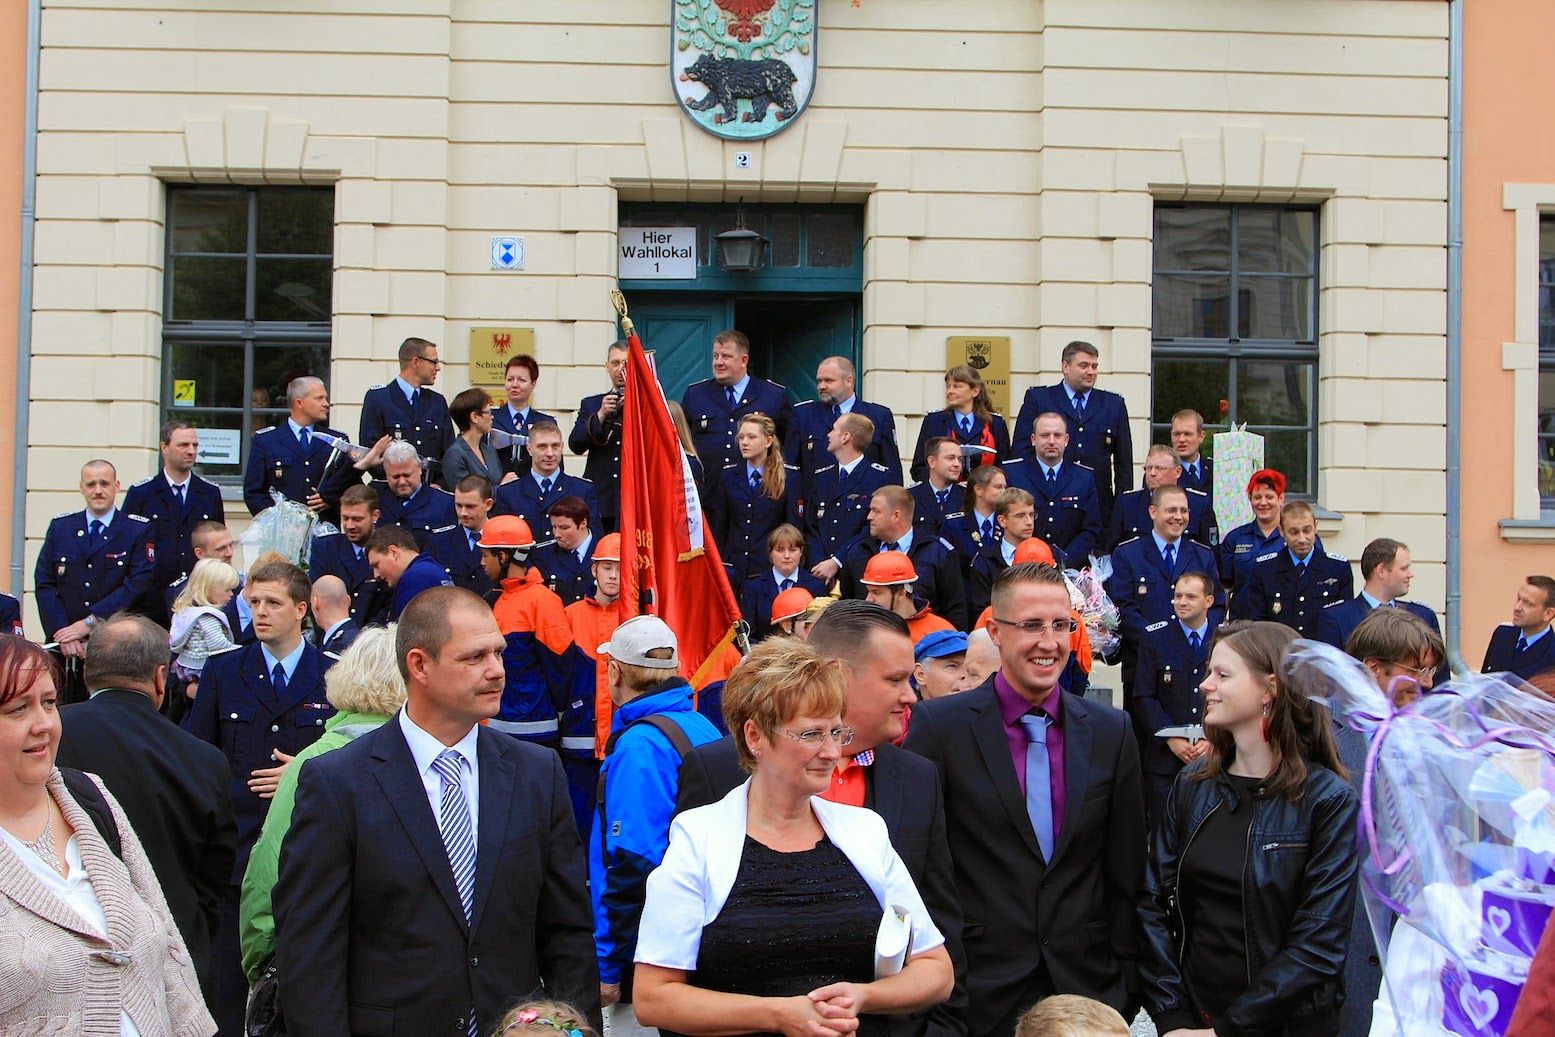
[
  {"x1": 946, "y1": 336, "x2": 1011, "y2": 416},
  {"x1": 469, "y1": 327, "x2": 536, "y2": 388}
]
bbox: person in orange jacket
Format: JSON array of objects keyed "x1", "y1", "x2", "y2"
[{"x1": 563, "y1": 532, "x2": 623, "y2": 761}]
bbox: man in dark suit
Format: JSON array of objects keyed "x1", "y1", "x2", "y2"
[
  {"x1": 909, "y1": 437, "x2": 966, "y2": 538},
  {"x1": 184, "y1": 559, "x2": 335, "y2": 1037},
  {"x1": 1011, "y1": 341, "x2": 1133, "y2": 526},
  {"x1": 427, "y1": 475, "x2": 498, "y2": 600},
  {"x1": 123, "y1": 420, "x2": 225, "y2": 623},
  {"x1": 359, "y1": 336, "x2": 454, "y2": 483},
  {"x1": 785, "y1": 355, "x2": 903, "y2": 493},
  {"x1": 275, "y1": 586, "x2": 600, "y2": 1037},
  {"x1": 1103, "y1": 444, "x2": 1217, "y2": 555},
  {"x1": 493, "y1": 352, "x2": 563, "y2": 480},
  {"x1": 492, "y1": 422, "x2": 601, "y2": 541},
  {"x1": 903, "y1": 562, "x2": 1145, "y2": 1036},
  {"x1": 57, "y1": 611, "x2": 236, "y2": 989},
  {"x1": 1232, "y1": 500, "x2": 1352, "y2": 638},
  {"x1": 680, "y1": 329, "x2": 792, "y2": 472},
  {"x1": 1168, "y1": 408, "x2": 1213, "y2": 495},
  {"x1": 1001, "y1": 413, "x2": 1102, "y2": 566},
  {"x1": 370, "y1": 439, "x2": 458, "y2": 550},
  {"x1": 677, "y1": 600, "x2": 966, "y2": 1037},
  {"x1": 311, "y1": 576, "x2": 361, "y2": 659},
  {"x1": 310, "y1": 484, "x2": 394, "y2": 628},
  {"x1": 837, "y1": 485, "x2": 967, "y2": 631},
  {"x1": 804, "y1": 412, "x2": 900, "y2": 577},
  {"x1": 568, "y1": 342, "x2": 626, "y2": 532},
  {"x1": 1317, "y1": 538, "x2": 1443, "y2": 678},
  {"x1": 1482, "y1": 574, "x2": 1555, "y2": 680},
  {"x1": 242, "y1": 376, "x2": 363, "y2": 522}
]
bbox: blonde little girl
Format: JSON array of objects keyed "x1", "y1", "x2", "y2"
[{"x1": 169, "y1": 556, "x2": 240, "y2": 697}]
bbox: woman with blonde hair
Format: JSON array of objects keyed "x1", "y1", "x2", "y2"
[
  {"x1": 236, "y1": 625, "x2": 408, "y2": 983},
  {"x1": 910, "y1": 364, "x2": 1012, "y2": 483},
  {"x1": 708, "y1": 413, "x2": 802, "y2": 593},
  {"x1": 634, "y1": 637, "x2": 953, "y2": 1037},
  {"x1": 169, "y1": 556, "x2": 241, "y2": 697}
]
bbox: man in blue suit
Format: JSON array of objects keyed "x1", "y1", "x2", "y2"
[
  {"x1": 183, "y1": 559, "x2": 334, "y2": 1037},
  {"x1": 426, "y1": 475, "x2": 498, "y2": 600},
  {"x1": 124, "y1": 420, "x2": 225, "y2": 622},
  {"x1": 804, "y1": 412, "x2": 899, "y2": 579},
  {"x1": 568, "y1": 342, "x2": 626, "y2": 532},
  {"x1": 370, "y1": 440, "x2": 457, "y2": 550},
  {"x1": 1168, "y1": 409, "x2": 1213, "y2": 495},
  {"x1": 1317, "y1": 537, "x2": 1442, "y2": 658},
  {"x1": 1232, "y1": 501, "x2": 1352, "y2": 638},
  {"x1": 1103, "y1": 444, "x2": 1217, "y2": 554},
  {"x1": 1012, "y1": 340, "x2": 1133, "y2": 525},
  {"x1": 309, "y1": 484, "x2": 393, "y2": 628},
  {"x1": 838, "y1": 485, "x2": 968, "y2": 631},
  {"x1": 680, "y1": 329, "x2": 791, "y2": 472},
  {"x1": 35, "y1": 460, "x2": 157, "y2": 678},
  {"x1": 1001, "y1": 413, "x2": 1102, "y2": 566},
  {"x1": 531, "y1": 495, "x2": 598, "y2": 606},
  {"x1": 785, "y1": 355, "x2": 901, "y2": 492},
  {"x1": 359, "y1": 336, "x2": 454, "y2": 482},
  {"x1": 1481, "y1": 575, "x2": 1555, "y2": 681},
  {"x1": 242, "y1": 376, "x2": 364, "y2": 522},
  {"x1": 908, "y1": 437, "x2": 966, "y2": 539},
  {"x1": 491, "y1": 422, "x2": 600, "y2": 542}
]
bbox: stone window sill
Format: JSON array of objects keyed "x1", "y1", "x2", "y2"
[{"x1": 1499, "y1": 515, "x2": 1555, "y2": 543}]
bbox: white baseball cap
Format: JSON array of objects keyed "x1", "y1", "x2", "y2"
[{"x1": 598, "y1": 615, "x2": 680, "y2": 669}]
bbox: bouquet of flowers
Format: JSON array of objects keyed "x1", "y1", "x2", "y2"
[
  {"x1": 1282, "y1": 641, "x2": 1555, "y2": 1036},
  {"x1": 239, "y1": 490, "x2": 339, "y2": 569},
  {"x1": 1065, "y1": 557, "x2": 1120, "y2": 657}
]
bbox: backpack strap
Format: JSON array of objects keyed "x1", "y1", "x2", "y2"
[
  {"x1": 58, "y1": 767, "x2": 123, "y2": 860},
  {"x1": 595, "y1": 714, "x2": 697, "y2": 871}
]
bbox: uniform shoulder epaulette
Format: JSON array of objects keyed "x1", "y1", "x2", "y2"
[
  {"x1": 1498, "y1": 621, "x2": 1518, "y2": 628},
  {"x1": 870, "y1": 462, "x2": 889, "y2": 472},
  {"x1": 194, "y1": 473, "x2": 219, "y2": 488},
  {"x1": 905, "y1": 480, "x2": 923, "y2": 490},
  {"x1": 127, "y1": 513, "x2": 150, "y2": 523},
  {"x1": 1327, "y1": 552, "x2": 1347, "y2": 562},
  {"x1": 255, "y1": 425, "x2": 277, "y2": 435},
  {"x1": 938, "y1": 537, "x2": 955, "y2": 552},
  {"x1": 369, "y1": 383, "x2": 387, "y2": 391},
  {"x1": 813, "y1": 464, "x2": 837, "y2": 475},
  {"x1": 1321, "y1": 599, "x2": 1346, "y2": 610},
  {"x1": 783, "y1": 464, "x2": 800, "y2": 472},
  {"x1": 1186, "y1": 487, "x2": 1208, "y2": 498},
  {"x1": 571, "y1": 475, "x2": 595, "y2": 487},
  {"x1": 767, "y1": 378, "x2": 787, "y2": 389},
  {"x1": 793, "y1": 399, "x2": 816, "y2": 409},
  {"x1": 722, "y1": 462, "x2": 740, "y2": 470},
  {"x1": 1146, "y1": 620, "x2": 1169, "y2": 632},
  {"x1": 945, "y1": 511, "x2": 966, "y2": 520},
  {"x1": 535, "y1": 538, "x2": 558, "y2": 550},
  {"x1": 1074, "y1": 462, "x2": 1095, "y2": 472},
  {"x1": 432, "y1": 523, "x2": 457, "y2": 534},
  {"x1": 430, "y1": 485, "x2": 455, "y2": 497},
  {"x1": 131, "y1": 476, "x2": 154, "y2": 487},
  {"x1": 1255, "y1": 551, "x2": 1280, "y2": 562},
  {"x1": 1116, "y1": 535, "x2": 1143, "y2": 548},
  {"x1": 51, "y1": 509, "x2": 76, "y2": 521}
]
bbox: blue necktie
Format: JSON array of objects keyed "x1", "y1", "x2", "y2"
[
  {"x1": 750, "y1": 470, "x2": 761, "y2": 492},
  {"x1": 1164, "y1": 542, "x2": 1177, "y2": 576},
  {"x1": 410, "y1": 389, "x2": 420, "y2": 409},
  {"x1": 781, "y1": 578, "x2": 794, "y2": 592},
  {"x1": 1188, "y1": 629, "x2": 1201, "y2": 653},
  {"x1": 271, "y1": 662, "x2": 287, "y2": 699},
  {"x1": 1517, "y1": 635, "x2": 1530, "y2": 654},
  {"x1": 1074, "y1": 393, "x2": 1087, "y2": 417},
  {"x1": 173, "y1": 483, "x2": 186, "y2": 508},
  {"x1": 467, "y1": 530, "x2": 478, "y2": 553},
  {"x1": 540, "y1": 477, "x2": 553, "y2": 496},
  {"x1": 431, "y1": 749, "x2": 479, "y2": 1037},
  {"x1": 725, "y1": 386, "x2": 737, "y2": 408},
  {"x1": 838, "y1": 465, "x2": 849, "y2": 487},
  {"x1": 881, "y1": 541, "x2": 900, "y2": 553},
  {"x1": 981, "y1": 518, "x2": 993, "y2": 540},
  {"x1": 298, "y1": 428, "x2": 311, "y2": 452},
  {"x1": 936, "y1": 488, "x2": 949, "y2": 506},
  {"x1": 959, "y1": 415, "x2": 972, "y2": 436},
  {"x1": 89, "y1": 519, "x2": 104, "y2": 544},
  {"x1": 1045, "y1": 467, "x2": 1057, "y2": 489},
  {"x1": 831, "y1": 404, "x2": 841, "y2": 419},
  {"x1": 1018, "y1": 713, "x2": 1055, "y2": 861}
]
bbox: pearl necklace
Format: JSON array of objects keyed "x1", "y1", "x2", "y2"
[{"x1": 18, "y1": 807, "x2": 64, "y2": 876}]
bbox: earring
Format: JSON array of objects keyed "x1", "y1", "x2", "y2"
[{"x1": 1261, "y1": 703, "x2": 1272, "y2": 743}]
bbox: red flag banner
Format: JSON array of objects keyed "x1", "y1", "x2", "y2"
[{"x1": 614, "y1": 294, "x2": 742, "y2": 685}]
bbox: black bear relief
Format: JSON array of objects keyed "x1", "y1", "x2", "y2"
[{"x1": 680, "y1": 54, "x2": 800, "y2": 125}]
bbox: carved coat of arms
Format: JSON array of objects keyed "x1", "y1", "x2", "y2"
[{"x1": 673, "y1": 0, "x2": 816, "y2": 141}]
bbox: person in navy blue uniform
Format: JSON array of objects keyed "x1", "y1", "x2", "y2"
[
  {"x1": 1001, "y1": 411, "x2": 1103, "y2": 566},
  {"x1": 940, "y1": 462, "x2": 1007, "y2": 570},
  {"x1": 358, "y1": 336, "x2": 454, "y2": 483},
  {"x1": 679, "y1": 329, "x2": 792, "y2": 473},
  {"x1": 1168, "y1": 408, "x2": 1213, "y2": 495},
  {"x1": 1012, "y1": 340, "x2": 1133, "y2": 525},
  {"x1": 1317, "y1": 538, "x2": 1443, "y2": 659},
  {"x1": 491, "y1": 421, "x2": 600, "y2": 541},
  {"x1": 424, "y1": 474, "x2": 498, "y2": 601},
  {"x1": 0, "y1": 593, "x2": 22, "y2": 637},
  {"x1": 34, "y1": 460, "x2": 157, "y2": 692},
  {"x1": 706, "y1": 412, "x2": 800, "y2": 592},
  {"x1": 966, "y1": 488, "x2": 1036, "y2": 623},
  {"x1": 910, "y1": 363, "x2": 1012, "y2": 483},
  {"x1": 366, "y1": 525, "x2": 454, "y2": 620},
  {"x1": 909, "y1": 436, "x2": 966, "y2": 538},
  {"x1": 568, "y1": 341, "x2": 626, "y2": 532},
  {"x1": 182, "y1": 559, "x2": 333, "y2": 1037},
  {"x1": 1105, "y1": 485, "x2": 1224, "y2": 710},
  {"x1": 837, "y1": 485, "x2": 968, "y2": 630},
  {"x1": 166, "y1": 522, "x2": 254, "y2": 658},
  {"x1": 369, "y1": 439, "x2": 457, "y2": 550},
  {"x1": 309, "y1": 576, "x2": 361, "y2": 658},
  {"x1": 493, "y1": 352, "x2": 563, "y2": 480},
  {"x1": 531, "y1": 495, "x2": 598, "y2": 606},
  {"x1": 738, "y1": 523, "x2": 825, "y2": 642},
  {"x1": 1130, "y1": 570, "x2": 1220, "y2": 828},
  {"x1": 123, "y1": 420, "x2": 225, "y2": 623},
  {"x1": 1103, "y1": 444, "x2": 1218, "y2": 554},
  {"x1": 1232, "y1": 500, "x2": 1352, "y2": 638},
  {"x1": 1481, "y1": 575, "x2": 1555, "y2": 680},
  {"x1": 784, "y1": 355, "x2": 902, "y2": 492},
  {"x1": 243, "y1": 376, "x2": 368, "y2": 522},
  {"x1": 308, "y1": 484, "x2": 393, "y2": 628},
  {"x1": 1218, "y1": 467, "x2": 1289, "y2": 608},
  {"x1": 803, "y1": 411, "x2": 900, "y2": 579}
]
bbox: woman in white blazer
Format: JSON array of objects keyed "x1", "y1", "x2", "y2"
[{"x1": 634, "y1": 638, "x2": 953, "y2": 1037}]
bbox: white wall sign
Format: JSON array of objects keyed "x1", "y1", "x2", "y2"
[
  {"x1": 618, "y1": 227, "x2": 696, "y2": 280},
  {"x1": 196, "y1": 428, "x2": 242, "y2": 466},
  {"x1": 491, "y1": 236, "x2": 525, "y2": 270}
]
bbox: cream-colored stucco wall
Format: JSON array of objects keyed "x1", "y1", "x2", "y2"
[{"x1": 24, "y1": 0, "x2": 1450, "y2": 640}]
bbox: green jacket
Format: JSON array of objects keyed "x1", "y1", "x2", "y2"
[{"x1": 238, "y1": 708, "x2": 390, "y2": 983}]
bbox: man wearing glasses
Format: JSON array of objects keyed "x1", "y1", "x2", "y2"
[
  {"x1": 360, "y1": 337, "x2": 455, "y2": 482},
  {"x1": 904, "y1": 563, "x2": 1145, "y2": 1037}
]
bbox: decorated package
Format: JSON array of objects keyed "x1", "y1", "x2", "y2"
[
  {"x1": 1281, "y1": 641, "x2": 1555, "y2": 1037},
  {"x1": 1211, "y1": 424, "x2": 1263, "y2": 533}
]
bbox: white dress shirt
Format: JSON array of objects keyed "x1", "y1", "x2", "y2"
[{"x1": 398, "y1": 709, "x2": 481, "y2": 848}]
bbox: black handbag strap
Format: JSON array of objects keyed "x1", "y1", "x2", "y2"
[{"x1": 59, "y1": 767, "x2": 121, "y2": 860}]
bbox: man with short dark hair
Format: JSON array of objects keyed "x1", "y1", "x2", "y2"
[
  {"x1": 1168, "y1": 409, "x2": 1212, "y2": 494},
  {"x1": 184, "y1": 559, "x2": 334, "y2": 1037},
  {"x1": 1318, "y1": 537, "x2": 1442, "y2": 658},
  {"x1": 909, "y1": 437, "x2": 966, "y2": 538},
  {"x1": 1103, "y1": 443, "x2": 1217, "y2": 554},
  {"x1": 368, "y1": 524, "x2": 454, "y2": 620},
  {"x1": 428, "y1": 474, "x2": 498, "y2": 599},
  {"x1": 1002, "y1": 412, "x2": 1102, "y2": 566},
  {"x1": 309, "y1": 483, "x2": 393, "y2": 627},
  {"x1": 678, "y1": 598, "x2": 968, "y2": 1037},
  {"x1": 904, "y1": 563, "x2": 1145, "y2": 1034},
  {"x1": 372, "y1": 439, "x2": 457, "y2": 549},
  {"x1": 275, "y1": 586, "x2": 600, "y2": 1037},
  {"x1": 806, "y1": 411, "x2": 900, "y2": 580},
  {"x1": 1012, "y1": 340, "x2": 1133, "y2": 525},
  {"x1": 533, "y1": 495, "x2": 598, "y2": 606},
  {"x1": 680, "y1": 329, "x2": 792, "y2": 471},
  {"x1": 1482, "y1": 575, "x2": 1555, "y2": 680},
  {"x1": 125, "y1": 419, "x2": 225, "y2": 623},
  {"x1": 359, "y1": 336, "x2": 454, "y2": 480},
  {"x1": 786, "y1": 355, "x2": 903, "y2": 492},
  {"x1": 839, "y1": 485, "x2": 967, "y2": 630},
  {"x1": 1233, "y1": 500, "x2": 1352, "y2": 637},
  {"x1": 967, "y1": 488, "x2": 1037, "y2": 622},
  {"x1": 492, "y1": 421, "x2": 601, "y2": 541},
  {"x1": 569, "y1": 342, "x2": 628, "y2": 532},
  {"x1": 57, "y1": 611, "x2": 236, "y2": 989}
]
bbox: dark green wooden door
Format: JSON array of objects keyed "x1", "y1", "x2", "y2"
[{"x1": 623, "y1": 294, "x2": 733, "y2": 403}]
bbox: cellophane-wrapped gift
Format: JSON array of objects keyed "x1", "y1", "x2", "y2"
[
  {"x1": 1212, "y1": 424, "x2": 1263, "y2": 532},
  {"x1": 1066, "y1": 557, "x2": 1120, "y2": 657},
  {"x1": 239, "y1": 490, "x2": 338, "y2": 569},
  {"x1": 1282, "y1": 641, "x2": 1555, "y2": 1037}
]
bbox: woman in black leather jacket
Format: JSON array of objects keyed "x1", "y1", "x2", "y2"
[{"x1": 1140, "y1": 621, "x2": 1361, "y2": 1037}]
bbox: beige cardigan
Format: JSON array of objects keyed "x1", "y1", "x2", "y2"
[{"x1": 0, "y1": 768, "x2": 214, "y2": 1037}]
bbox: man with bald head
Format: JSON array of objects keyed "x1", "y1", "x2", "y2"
[
  {"x1": 786, "y1": 355, "x2": 903, "y2": 490},
  {"x1": 311, "y1": 575, "x2": 359, "y2": 657}
]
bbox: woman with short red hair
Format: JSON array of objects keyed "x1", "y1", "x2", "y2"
[{"x1": 1218, "y1": 468, "x2": 1288, "y2": 608}]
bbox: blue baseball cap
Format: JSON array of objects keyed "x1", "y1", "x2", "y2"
[{"x1": 914, "y1": 629, "x2": 968, "y2": 662}]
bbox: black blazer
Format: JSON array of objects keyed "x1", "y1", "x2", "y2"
[
  {"x1": 1482, "y1": 623, "x2": 1555, "y2": 681},
  {"x1": 275, "y1": 718, "x2": 600, "y2": 1037},
  {"x1": 55, "y1": 688, "x2": 236, "y2": 985},
  {"x1": 902, "y1": 681, "x2": 1146, "y2": 1035},
  {"x1": 676, "y1": 736, "x2": 968, "y2": 1037}
]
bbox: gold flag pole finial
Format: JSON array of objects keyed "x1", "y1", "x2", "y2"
[{"x1": 609, "y1": 289, "x2": 634, "y2": 336}]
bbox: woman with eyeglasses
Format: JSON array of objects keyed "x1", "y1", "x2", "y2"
[
  {"x1": 634, "y1": 637, "x2": 953, "y2": 1037},
  {"x1": 442, "y1": 387, "x2": 514, "y2": 489}
]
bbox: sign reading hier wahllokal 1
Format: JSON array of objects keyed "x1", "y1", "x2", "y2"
[{"x1": 673, "y1": 0, "x2": 816, "y2": 142}]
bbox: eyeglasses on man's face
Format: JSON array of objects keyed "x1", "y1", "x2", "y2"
[
  {"x1": 417, "y1": 354, "x2": 444, "y2": 368},
  {"x1": 781, "y1": 726, "x2": 855, "y2": 748},
  {"x1": 991, "y1": 617, "x2": 1076, "y2": 637}
]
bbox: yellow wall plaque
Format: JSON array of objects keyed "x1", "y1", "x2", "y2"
[
  {"x1": 946, "y1": 336, "x2": 1011, "y2": 416},
  {"x1": 469, "y1": 327, "x2": 536, "y2": 388}
]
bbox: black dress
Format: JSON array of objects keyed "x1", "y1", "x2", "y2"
[
  {"x1": 693, "y1": 834, "x2": 881, "y2": 1037},
  {"x1": 1180, "y1": 772, "x2": 1262, "y2": 1022}
]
